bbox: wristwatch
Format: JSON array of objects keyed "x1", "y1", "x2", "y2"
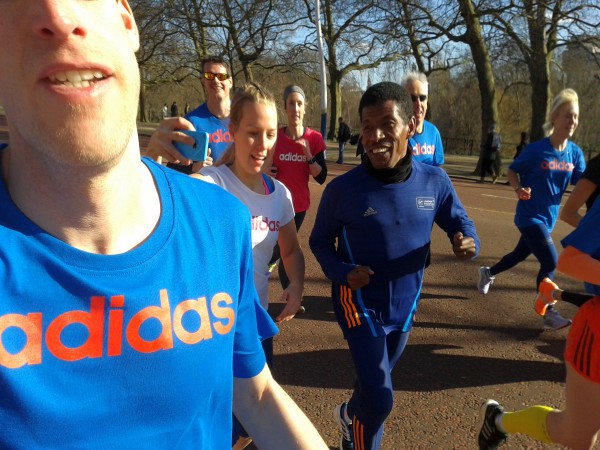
[{"x1": 307, "y1": 156, "x2": 317, "y2": 165}]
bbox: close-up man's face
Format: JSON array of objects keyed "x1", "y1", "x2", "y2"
[
  {"x1": 201, "y1": 62, "x2": 232, "y2": 102},
  {"x1": 404, "y1": 80, "x2": 428, "y2": 130},
  {"x1": 0, "y1": 0, "x2": 141, "y2": 167},
  {"x1": 360, "y1": 100, "x2": 415, "y2": 170}
]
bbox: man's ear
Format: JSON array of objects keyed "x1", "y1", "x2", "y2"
[
  {"x1": 406, "y1": 116, "x2": 416, "y2": 138},
  {"x1": 119, "y1": 0, "x2": 140, "y2": 52}
]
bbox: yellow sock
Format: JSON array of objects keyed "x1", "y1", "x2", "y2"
[{"x1": 500, "y1": 405, "x2": 554, "y2": 443}]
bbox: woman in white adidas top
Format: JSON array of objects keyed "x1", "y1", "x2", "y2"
[
  {"x1": 194, "y1": 83, "x2": 305, "y2": 358},
  {"x1": 195, "y1": 83, "x2": 305, "y2": 450}
]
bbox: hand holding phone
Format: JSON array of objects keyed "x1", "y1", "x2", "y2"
[{"x1": 173, "y1": 130, "x2": 209, "y2": 162}]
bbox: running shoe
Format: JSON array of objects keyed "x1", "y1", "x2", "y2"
[
  {"x1": 478, "y1": 400, "x2": 507, "y2": 450},
  {"x1": 534, "y1": 278, "x2": 558, "y2": 316},
  {"x1": 543, "y1": 308, "x2": 571, "y2": 330},
  {"x1": 333, "y1": 402, "x2": 354, "y2": 450},
  {"x1": 478, "y1": 267, "x2": 495, "y2": 294}
]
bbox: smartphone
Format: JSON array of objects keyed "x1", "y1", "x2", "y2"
[{"x1": 173, "y1": 130, "x2": 209, "y2": 162}]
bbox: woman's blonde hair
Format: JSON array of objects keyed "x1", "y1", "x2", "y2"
[
  {"x1": 215, "y1": 82, "x2": 277, "y2": 167},
  {"x1": 542, "y1": 88, "x2": 578, "y2": 137}
]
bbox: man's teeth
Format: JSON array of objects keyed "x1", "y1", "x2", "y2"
[
  {"x1": 372, "y1": 148, "x2": 388, "y2": 154},
  {"x1": 49, "y1": 70, "x2": 105, "y2": 87}
]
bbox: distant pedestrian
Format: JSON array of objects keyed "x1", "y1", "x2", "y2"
[
  {"x1": 162, "y1": 103, "x2": 168, "y2": 119},
  {"x1": 170, "y1": 101, "x2": 178, "y2": 117},
  {"x1": 477, "y1": 89, "x2": 586, "y2": 330},
  {"x1": 336, "y1": 117, "x2": 351, "y2": 164},
  {"x1": 514, "y1": 131, "x2": 527, "y2": 159},
  {"x1": 355, "y1": 136, "x2": 366, "y2": 162},
  {"x1": 184, "y1": 102, "x2": 190, "y2": 115},
  {"x1": 479, "y1": 124, "x2": 501, "y2": 183}
]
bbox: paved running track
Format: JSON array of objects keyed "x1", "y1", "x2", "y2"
[{"x1": 0, "y1": 118, "x2": 589, "y2": 449}]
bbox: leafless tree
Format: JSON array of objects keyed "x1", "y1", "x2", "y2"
[
  {"x1": 301, "y1": 0, "x2": 409, "y2": 139},
  {"x1": 486, "y1": 0, "x2": 600, "y2": 141}
]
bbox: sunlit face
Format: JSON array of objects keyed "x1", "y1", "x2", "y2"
[
  {"x1": 0, "y1": 0, "x2": 141, "y2": 168},
  {"x1": 404, "y1": 80, "x2": 428, "y2": 131},
  {"x1": 361, "y1": 100, "x2": 415, "y2": 170},
  {"x1": 230, "y1": 101, "x2": 278, "y2": 180},
  {"x1": 552, "y1": 102, "x2": 579, "y2": 141},
  {"x1": 201, "y1": 62, "x2": 232, "y2": 103},
  {"x1": 285, "y1": 92, "x2": 305, "y2": 127}
]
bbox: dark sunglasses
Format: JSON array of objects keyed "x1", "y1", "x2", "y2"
[
  {"x1": 411, "y1": 94, "x2": 427, "y2": 102},
  {"x1": 203, "y1": 72, "x2": 230, "y2": 81}
]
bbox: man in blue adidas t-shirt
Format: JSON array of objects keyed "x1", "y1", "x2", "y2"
[
  {"x1": 401, "y1": 72, "x2": 444, "y2": 166},
  {"x1": 147, "y1": 56, "x2": 233, "y2": 174},
  {"x1": 0, "y1": 2, "x2": 326, "y2": 449},
  {"x1": 310, "y1": 82, "x2": 479, "y2": 450}
]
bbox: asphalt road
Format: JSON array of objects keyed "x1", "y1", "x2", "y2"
[
  {"x1": 266, "y1": 163, "x2": 585, "y2": 449},
  {"x1": 0, "y1": 119, "x2": 591, "y2": 449}
]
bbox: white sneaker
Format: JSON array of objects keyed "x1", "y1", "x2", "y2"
[
  {"x1": 333, "y1": 403, "x2": 354, "y2": 450},
  {"x1": 543, "y1": 308, "x2": 571, "y2": 330},
  {"x1": 478, "y1": 267, "x2": 495, "y2": 294}
]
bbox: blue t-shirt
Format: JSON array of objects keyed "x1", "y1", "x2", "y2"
[
  {"x1": 409, "y1": 120, "x2": 444, "y2": 166},
  {"x1": 310, "y1": 161, "x2": 479, "y2": 335},
  {"x1": 509, "y1": 138, "x2": 586, "y2": 231},
  {"x1": 0, "y1": 157, "x2": 271, "y2": 448},
  {"x1": 561, "y1": 199, "x2": 600, "y2": 295},
  {"x1": 187, "y1": 102, "x2": 232, "y2": 162}
]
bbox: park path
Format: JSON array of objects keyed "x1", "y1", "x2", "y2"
[{"x1": 0, "y1": 117, "x2": 586, "y2": 448}]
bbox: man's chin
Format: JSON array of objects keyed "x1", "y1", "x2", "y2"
[{"x1": 367, "y1": 153, "x2": 391, "y2": 170}]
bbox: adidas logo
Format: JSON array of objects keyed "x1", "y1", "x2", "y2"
[{"x1": 363, "y1": 207, "x2": 377, "y2": 217}]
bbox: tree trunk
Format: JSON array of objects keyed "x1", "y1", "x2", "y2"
[
  {"x1": 327, "y1": 73, "x2": 341, "y2": 140},
  {"x1": 527, "y1": 4, "x2": 551, "y2": 141},
  {"x1": 457, "y1": 0, "x2": 498, "y2": 174},
  {"x1": 138, "y1": 69, "x2": 147, "y2": 123}
]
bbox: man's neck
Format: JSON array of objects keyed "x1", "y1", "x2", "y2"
[
  {"x1": 2, "y1": 134, "x2": 161, "y2": 255},
  {"x1": 206, "y1": 97, "x2": 230, "y2": 119}
]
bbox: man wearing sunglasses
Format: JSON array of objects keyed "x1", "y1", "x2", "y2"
[
  {"x1": 147, "y1": 56, "x2": 233, "y2": 174},
  {"x1": 401, "y1": 72, "x2": 444, "y2": 167}
]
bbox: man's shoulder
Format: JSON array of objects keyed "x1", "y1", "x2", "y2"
[
  {"x1": 186, "y1": 102, "x2": 210, "y2": 120},
  {"x1": 413, "y1": 160, "x2": 448, "y2": 178},
  {"x1": 326, "y1": 165, "x2": 367, "y2": 189},
  {"x1": 423, "y1": 120, "x2": 441, "y2": 134}
]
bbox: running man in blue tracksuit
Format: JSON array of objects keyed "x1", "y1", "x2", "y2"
[{"x1": 309, "y1": 82, "x2": 480, "y2": 450}]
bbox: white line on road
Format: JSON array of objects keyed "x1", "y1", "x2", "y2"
[
  {"x1": 481, "y1": 193, "x2": 516, "y2": 201},
  {"x1": 466, "y1": 206, "x2": 514, "y2": 215}
]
